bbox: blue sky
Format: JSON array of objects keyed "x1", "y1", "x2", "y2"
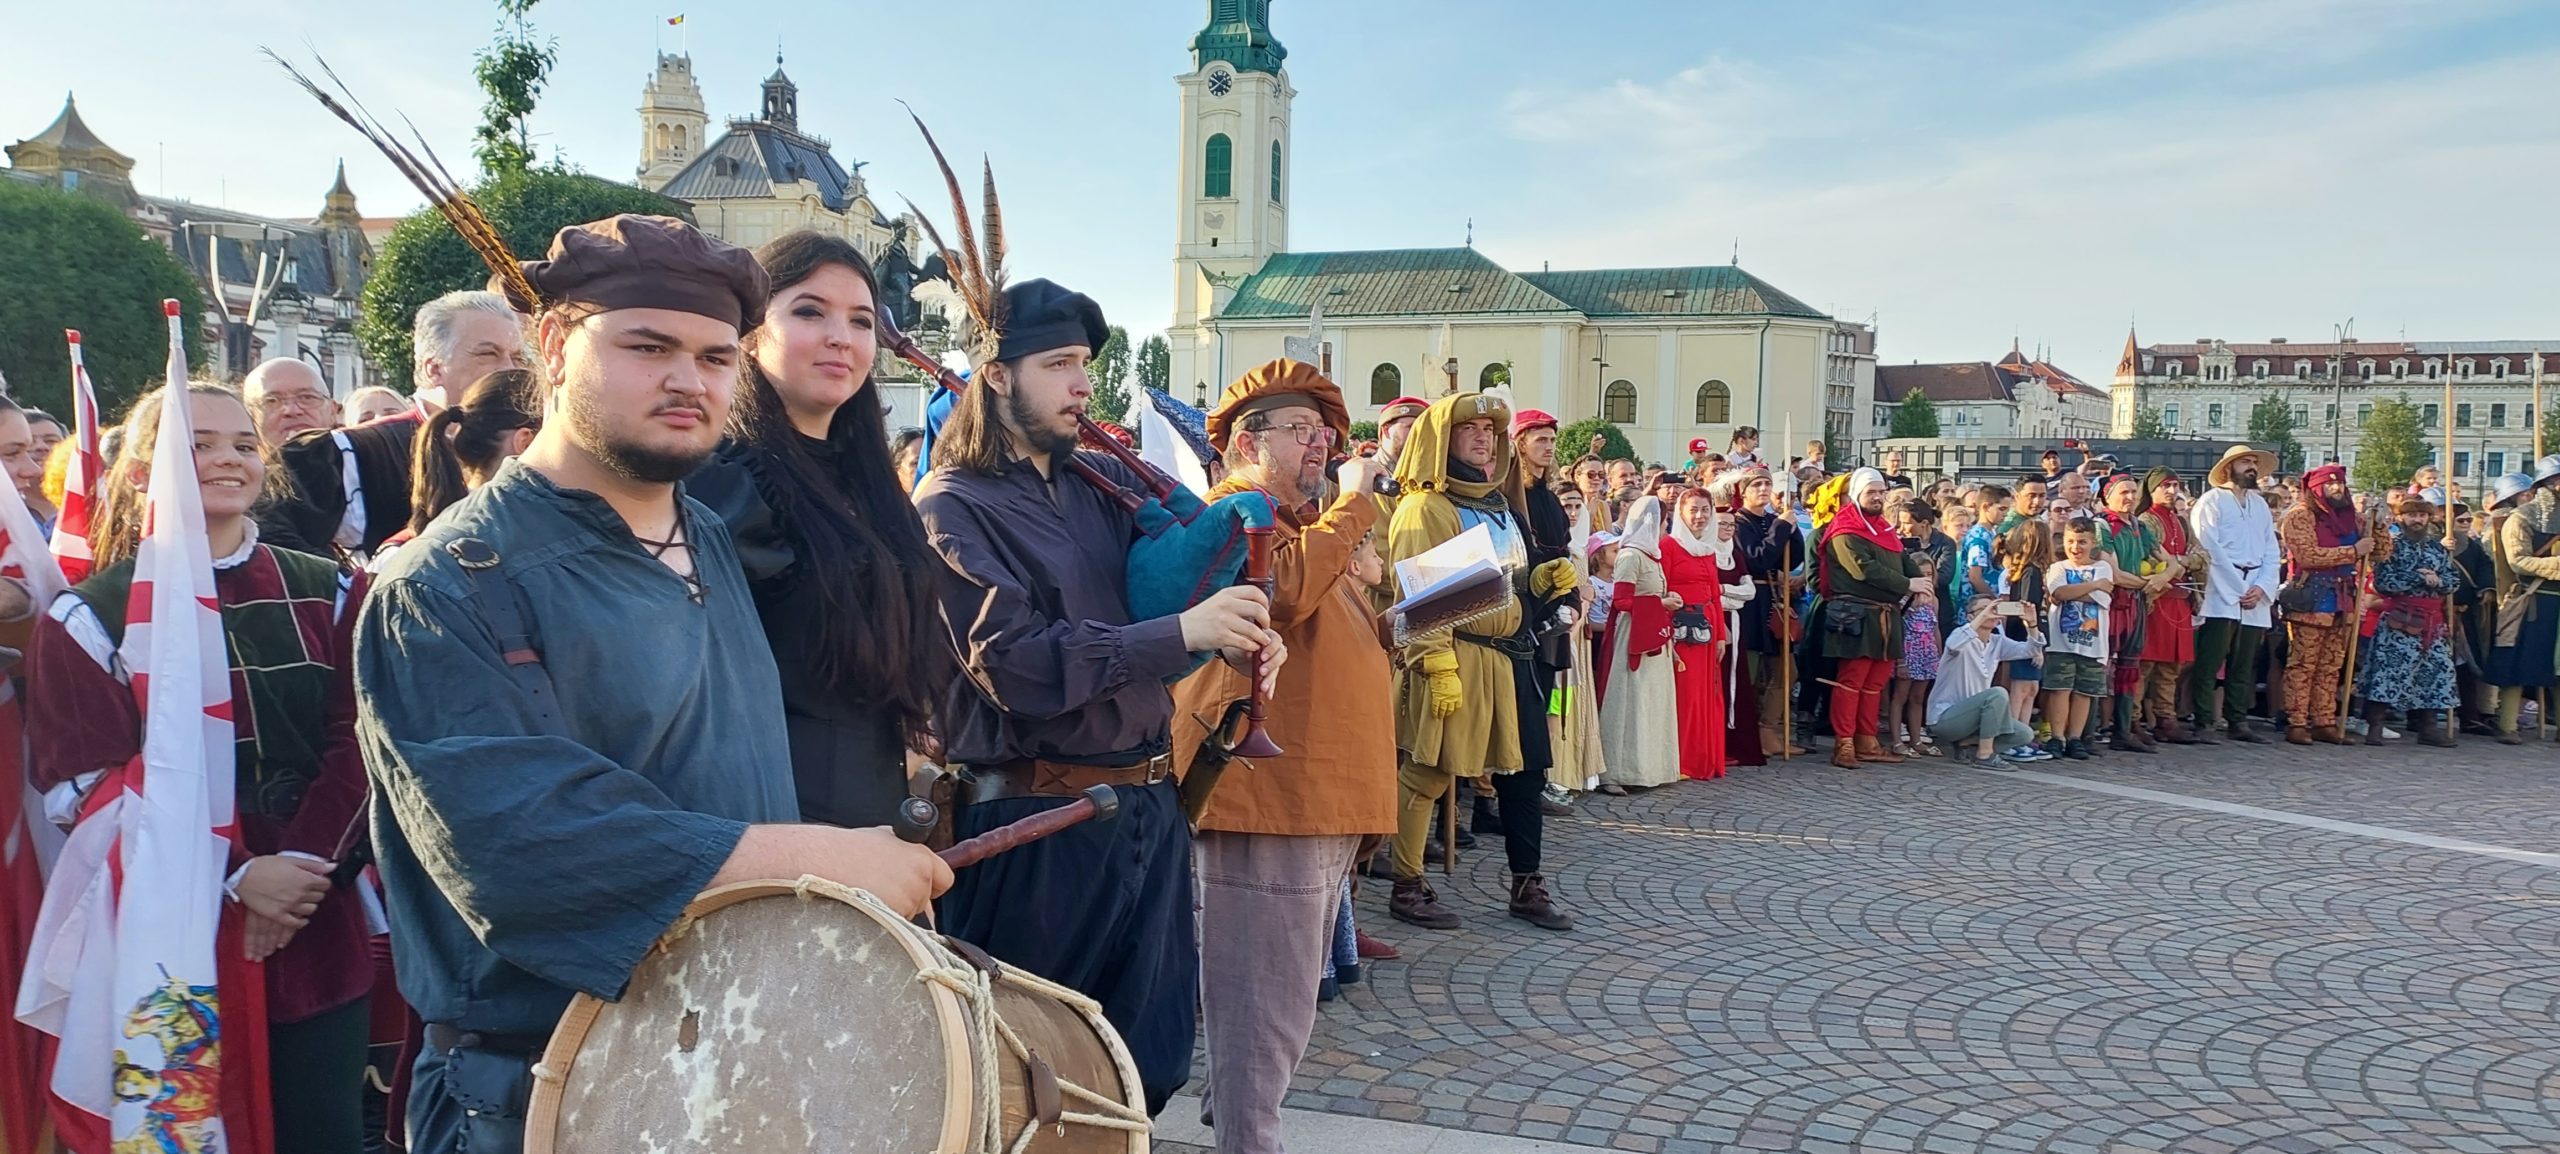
[{"x1": 7, "y1": 0, "x2": 2557, "y2": 378}]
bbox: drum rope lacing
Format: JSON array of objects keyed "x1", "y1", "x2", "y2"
[{"x1": 836, "y1": 883, "x2": 1151, "y2": 1153}]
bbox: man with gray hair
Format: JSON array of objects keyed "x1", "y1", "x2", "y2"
[
  {"x1": 242, "y1": 357, "x2": 339, "y2": 445},
  {"x1": 411, "y1": 289, "x2": 526, "y2": 410}
]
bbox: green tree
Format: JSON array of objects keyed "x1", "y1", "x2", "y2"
[
  {"x1": 2352, "y1": 394, "x2": 2431, "y2": 491},
  {"x1": 1348, "y1": 419, "x2": 1379, "y2": 443},
  {"x1": 0, "y1": 180, "x2": 208, "y2": 418},
  {"x1": 1135, "y1": 334, "x2": 1171, "y2": 396},
  {"x1": 359, "y1": 170, "x2": 688, "y2": 389},
  {"x1": 2247, "y1": 392, "x2": 2305, "y2": 473},
  {"x1": 474, "y1": 0, "x2": 558, "y2": 178},
  {"x1": 1086, "y1": 325, "x2": 1131, "y2": 423},
  {"x1": 2540, "y1": 406, "x2": 2560, "y2": 468},
  {"x1": 2130, "y1": 404, "x2": 2169, "y2": 442},
  {"x1": 1559, "y1": 416, "x2": 1634, "y2": 463},
  {"x1": 1887, "y1": 388, "x2": 1941, "y2": 438}
]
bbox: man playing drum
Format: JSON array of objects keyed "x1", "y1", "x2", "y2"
[{"x1": 356, "y1": 215, "x2": 952, "y2": 1154}]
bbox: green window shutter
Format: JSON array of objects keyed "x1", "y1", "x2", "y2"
[
  {"x1": 1270, "y1": 141, "x2": 1283, "y2": 203},
  {"x1": 1204, "y1": 134, "x2": 1233, "y2": 199}
]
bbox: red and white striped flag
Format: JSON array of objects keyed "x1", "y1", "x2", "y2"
[
  {"x1": 0, "y1": 445, "x2": 65, "y2": 1154},
  {"x1": 50, "y1": 331, "x2": 103, "y2": 584},
  {"x1": 18, "y1": 302, "x2": 253, "y2": 1153}
]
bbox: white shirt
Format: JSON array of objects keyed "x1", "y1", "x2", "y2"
[
  {"x1": 2191, "y1": 485, "x2": 2282, "y2": 626},
  {"x1": 1926, "y1": 625, "x2": 2040, "y2": 726}
]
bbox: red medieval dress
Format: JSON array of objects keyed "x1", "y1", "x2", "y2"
[{"x1": 1660, "y1": 534, "x2": 1729, "y2": 780}]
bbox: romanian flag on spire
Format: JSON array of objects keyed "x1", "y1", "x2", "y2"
[
  {"x1": 18, "y1": 302, "x2": 271, "y2": 1154},
  {"x1": 50, "y1": 331, "x2": 103, "y2": 583},
  {"x1": 666, "y1": 13, "x2": 683, "y2": 24}
]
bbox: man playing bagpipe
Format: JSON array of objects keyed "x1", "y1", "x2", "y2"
[{"x1": 916, "y1": 278, "x2": 1285, "y2": 1115}]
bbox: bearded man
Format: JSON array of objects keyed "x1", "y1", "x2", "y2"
[
  {"x1": 918, "y1": 278, "x2": 1284, "y2": 1113},
  {"x1": 1173, "y1": 359, "x2": 1395, "y2": 1153},
  {"x1": 1383, "y1": 393, "x2": 1578, "y2": 931},
  {"x1": 2276, "y1": 462, "x2": 2380, "y2": 744},
  {"x1": 2189, "y1": 445, "x2": 2285, "y2": 743}
]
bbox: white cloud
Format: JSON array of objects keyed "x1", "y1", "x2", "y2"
[
  {"x1": 2076, "y1": 0, "x2": 2527, "y2": 74},
  {"x1": 1490, "y1": 44, "x2": 2560, "y2": 376}
]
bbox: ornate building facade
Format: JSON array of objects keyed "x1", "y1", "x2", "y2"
[
  {"x1": 639, "y1": 52, "x2": 905, "y2": 260},
  {"x1": 1162, "y1": 2, "x2": 1871, "y2": 464},
  {"x1": 5, "y1": 95, "x2": 376, "y2": 392},
  {"x1": 2110, "y1": 330, "x2": 2555, "y2": 483}
]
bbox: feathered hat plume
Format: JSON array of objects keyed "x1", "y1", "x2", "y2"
[
  {"x1": 894, "y1": 104, "x2": 1007, "y2": 363},
  {"x1": 265, "y1": 48, "x2": 541, "y2": 312}
]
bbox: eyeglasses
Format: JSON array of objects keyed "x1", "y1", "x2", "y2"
[
  {"x1": 257, "y1": 391, "x2": 331, "y2": 413},
  {"x1": 1256, "y1": 422, "x2": 1337, "y2": 447}
]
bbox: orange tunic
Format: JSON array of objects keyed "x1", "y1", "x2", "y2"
[{"x1": 1171, "y1": 480, "x2": 1398, "y2": 836}]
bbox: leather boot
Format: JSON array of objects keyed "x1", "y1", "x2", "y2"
[
  {"x1": 2115, "y1": 722, "x2": 2157, "y2": 753},
  {"x1": 2154, "y1": 721, "x2": 2199, "y2": 745},
  {"x1": 2192, "y1": 722, "x2": 2225, "y2": 745},
  {"x1": 2361, "y1": 703, "x2": 2391, "y2": 746},
  {"x1": 2311, "y1": 725, "x2": 2347, "y2": 744},
  {"x1": 1830, "y1": 740, "x2": 1861, "y2": 769},
  {"x1": 2225, "y1": 719, "x2": 2268, "y2": 743},
  {"x1": 2286, "y1": 724, "x2": 2313, "y2": 745},
  {"x1": 1855, "y1": 736, "x2": 1906, "y2": 764},
  {"x1": 1389, "y1": 877, "x2": 1462, "y2": 929},
  {"x1": 1507, "y1": 873, "x2": 1574, "y2": 931},
  {"x1": 1355, "y1": 930, "x2": 1401, "y2": 961},
  {"x1": 2417, "y1": 711, "x2": 2457, "y2": 748}
]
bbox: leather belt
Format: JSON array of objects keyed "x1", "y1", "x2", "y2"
[
  {"x1": 424, "y1": 1023, "x2": 548, "y2": 1057},
  {"x1": 962, "y1": 755, "x2": 1172, "y2": 805}
]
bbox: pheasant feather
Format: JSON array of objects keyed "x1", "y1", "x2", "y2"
[{"x1": 267, "y1": 48, "x2": 541, "y2": 312}]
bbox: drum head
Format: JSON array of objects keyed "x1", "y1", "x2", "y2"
[{"x1": 528, "y1": 879, "x2": 974, "y2": 1153}]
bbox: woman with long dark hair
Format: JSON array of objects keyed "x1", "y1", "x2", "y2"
[
  {"x1": 365, "y1": 368, "x2": 543, "y2": 570},
  {"x1": 689, "y1": 230, "x2": 952, "y2": 827}
]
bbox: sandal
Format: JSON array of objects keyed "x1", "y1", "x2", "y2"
[{"x1": 1913, "y1": 741, "x2": 1943, "y2": 758}]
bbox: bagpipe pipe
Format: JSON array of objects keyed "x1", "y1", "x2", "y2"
[{"x1": 875, "y1": 308, "x2": 1284, "y2": 760}]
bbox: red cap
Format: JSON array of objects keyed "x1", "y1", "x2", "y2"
[
  {"x1": 1379, "y1": 396, "x2": 1429, "y2": 423},
  {"x1": 1512, "y1": 408, "x2": 1557, "y2": 436},
  {"x1": 1689, "y1": 438, "x2": 1710, "y2": 454}
]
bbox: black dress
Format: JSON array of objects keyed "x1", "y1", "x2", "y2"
[{"x1": 689, "y1": 437, "x2": 911, "y2": 828}]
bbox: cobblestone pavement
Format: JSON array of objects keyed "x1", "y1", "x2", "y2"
[{"x1": 1220, "y1": 736, "x2": 2560, "y2": 1154}]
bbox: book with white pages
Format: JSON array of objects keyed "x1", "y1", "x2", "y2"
[{"x1": 1387, "y1": 523, "x2": 1515, "y2": 646}]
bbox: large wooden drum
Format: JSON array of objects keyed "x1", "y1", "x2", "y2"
[{"x1": 524, "y1": 877, "x2": 1148, "y2": 1153}]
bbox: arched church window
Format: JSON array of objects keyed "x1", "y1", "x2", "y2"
[
  {"x1": 1694, "y1": 380, "x2": 1731, "y2": 424},
  {"x1": 1605, "y1": 380, "x2": 1638, "y2": 425},
  {"x1": 1204, "y1": 134, "x2": 1233, "y2": 199},
  {"x1": 1369, "y1": 363, "x2": 1402, "y2": 405},
  {"x1": 1478, "y1": 363, "x2": 1509, "y2": 391},
  {"x1": 656, "y1": 123, "x2": 671, "y2": 152},
  {"x1": 1271, "y1": 142, "x2": 1283, "y2": 204}
]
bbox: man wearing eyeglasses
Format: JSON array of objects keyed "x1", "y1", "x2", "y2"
[
  {"x1": 1175, "y1": 358, "x2": 1395, "y2": 1154},
  {"x1": 244, "y1": 357, "x2": 341, "y2": 446}
]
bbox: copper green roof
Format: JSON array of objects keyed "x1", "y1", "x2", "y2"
[
  {"x1": 1193, "y1": 0, "x2": 1287, "y2": 74},
  {"x1": 1519, "y1": 265, "x2": 1827, "y2": 319},
  {"x1": 1217, "y1": 249, "x2": 1831, "y2": 323},
  {"x1": 1219, "y1": 248, "x2": 1577, "y2": 320}
]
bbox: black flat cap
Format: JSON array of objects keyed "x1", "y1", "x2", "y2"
[
  {"x1": 502, "y1": 214, "x2": 770, "y2": 332},
  {"x1": 996, "y1": 278, "x2": 1108, "y2": 363}
]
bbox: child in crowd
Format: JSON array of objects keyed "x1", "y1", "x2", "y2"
[
  {"x1": 1996, "y1": 520, "x2": 2054, "y2": 760},
  {"x1": 2042, "y1": 518, "x2": 2117, "y2": 759},
  {"x1": 1891, "y1": 555, "x2": 1944, "y2": 756}
]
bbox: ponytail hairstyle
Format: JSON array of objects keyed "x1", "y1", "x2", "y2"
[
  {"x1": 89, "y1": 383, "x2": 270, "y2": 570},
  {"x1": 409, "y1": 368, "x2": 542, "y2": 534},
  {"x1": 734, "y1": 230, "x2": 952, "y2": 745}
]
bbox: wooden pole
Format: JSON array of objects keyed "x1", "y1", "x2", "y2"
[{"x1": 2338, "y1": 495, "x2": 2379, "y2": 727}]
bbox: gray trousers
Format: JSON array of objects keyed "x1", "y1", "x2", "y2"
[
  {"x1": 1929, "y1": 687, "x2": 2036, "y2": 749},
  {"x1": 1197, "y1": 830, "x2": 1362, "y2": 1154}
]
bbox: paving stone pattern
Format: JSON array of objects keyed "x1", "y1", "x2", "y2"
[{"x1": 1253, "y1": 738, "x2": 2560, "y2": 1153}]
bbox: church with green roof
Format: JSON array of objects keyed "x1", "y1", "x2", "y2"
[{"x1": 1167, "y1": 1, "x2": 1874, "y2": 463}]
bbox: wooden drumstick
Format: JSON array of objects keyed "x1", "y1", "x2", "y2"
[{"x1": 929, "y1": 784, "x2": 1124, "y2": 870}]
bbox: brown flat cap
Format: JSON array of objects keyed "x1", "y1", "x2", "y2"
[
  {"x1": 1207, "y1": 359, "x2": 1349, "y2": 452},
  {"x1": 500, "y1": 214, "x2": 770, "y2": 332}
]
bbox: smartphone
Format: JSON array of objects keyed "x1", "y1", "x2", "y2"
[{"x1": 1995, "y1": 600, "x2": 2027, "y2": 618}]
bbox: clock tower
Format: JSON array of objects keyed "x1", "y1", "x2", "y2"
[{"x1": 1171, "y1": 0, "x2": 1291, "y2": 399}]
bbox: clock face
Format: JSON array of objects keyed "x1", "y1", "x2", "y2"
[{"x1": 1206, "y1": 69, "x2": 1233, "y2": 96}]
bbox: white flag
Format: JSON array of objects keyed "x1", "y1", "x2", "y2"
[{"x1": 19, "y1": 300, "x2": 238, "y2": 1151}]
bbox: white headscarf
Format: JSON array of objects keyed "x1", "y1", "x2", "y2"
[
  {"x1": 1620, "y1": 496, "x2": 1665, "y2": 558},
  {"x1": 1668, "y1": 491, "x2": 1715, "y2": 559}
]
